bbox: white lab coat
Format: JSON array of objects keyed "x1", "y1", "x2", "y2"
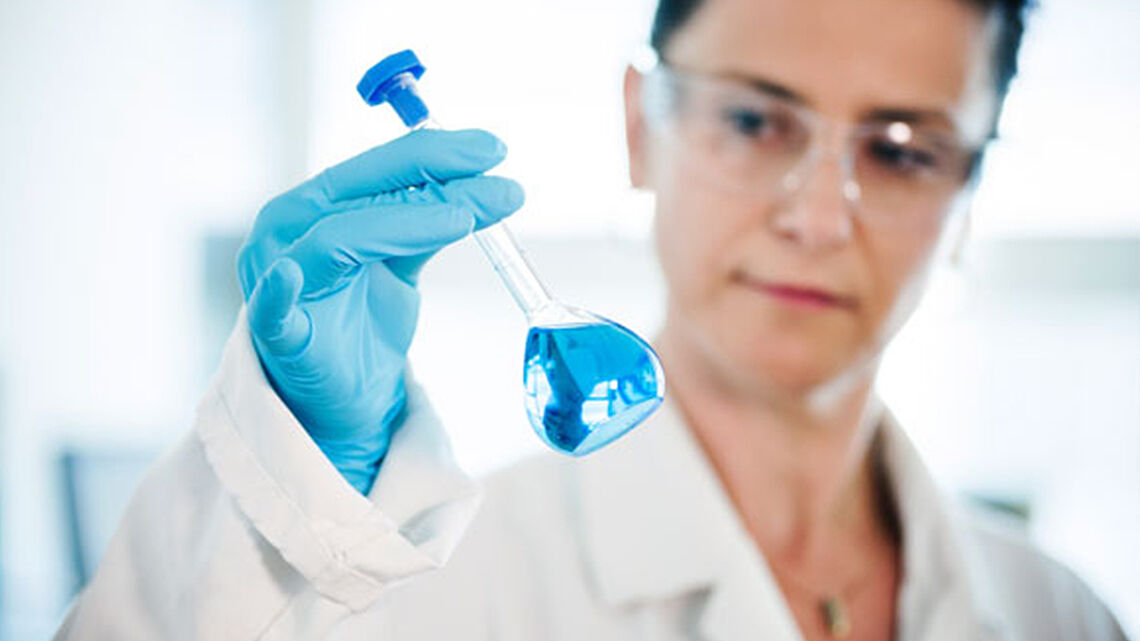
[{"x1": 54, "y1": 311, "x2": 1129, "y2": 641}]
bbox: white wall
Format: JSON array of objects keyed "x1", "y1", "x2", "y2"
[
  {"x1": 0, "y1": 0, "x2": 310, "y2": 635},
  {"x1": 972, "y1": 0, "x2": 1140, "y2": 237}
]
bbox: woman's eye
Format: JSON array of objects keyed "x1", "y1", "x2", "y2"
[
  {"x1": 868, "y1": 140, "x2": 939, "y2": 175},
  {"x1": 722, "y1": 108, "x2": 773, "y2": 139}
]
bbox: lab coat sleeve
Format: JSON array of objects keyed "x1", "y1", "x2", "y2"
[{"x1": 53, "y1": 308, "x2": 483, "y2": 641}]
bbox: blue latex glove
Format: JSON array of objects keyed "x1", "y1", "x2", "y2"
[{"x1": 236, "y1": 128, "x2": 523, "y2": 494}]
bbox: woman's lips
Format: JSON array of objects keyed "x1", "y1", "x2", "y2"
[{"x1": 735, "y1": 274, "x2": 856, "y2": 310}]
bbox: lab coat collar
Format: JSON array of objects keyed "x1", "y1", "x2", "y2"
[
  {"x1": 878, "y1": 405, "x2": 1009, "y2": 641},
  {"x1": 577, "y1": 395, "x2": 803, "y2": 639},
  {"x1": 577, "y1": 395, "x2": 1009, "y2": 641}
]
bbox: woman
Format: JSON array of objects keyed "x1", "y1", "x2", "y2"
[{"x1": 56, "y1": 0, "x2": 1129, "y2": 639}]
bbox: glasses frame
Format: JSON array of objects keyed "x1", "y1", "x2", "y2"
[{"x1": 639, "y1": 60, "x2": 988, "y2": 228}]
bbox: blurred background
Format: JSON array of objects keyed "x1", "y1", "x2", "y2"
[{"x1": 0, "y1": 0, "x2": 1136, "y2": 638}]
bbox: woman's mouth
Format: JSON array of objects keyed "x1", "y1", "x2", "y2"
[{"x1": 734, "y1": 273, "x2": 856, "y2": 310}]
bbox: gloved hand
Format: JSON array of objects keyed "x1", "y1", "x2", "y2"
[{"x1": 236, "y1": 128, "x2": 523, "y2": 494}]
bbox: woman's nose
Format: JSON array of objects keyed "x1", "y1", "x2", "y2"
[{"x1": 768, "y1": 153, "x2": 856, "y2": 251}]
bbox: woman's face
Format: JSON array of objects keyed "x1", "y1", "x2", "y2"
[{"x1": 628, "y1": 0, "x2": 999, "y2": 396}]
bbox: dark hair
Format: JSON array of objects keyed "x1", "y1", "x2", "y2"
[{"x1": 649, "y1": 0, "x2": 1033, "y2": 102}]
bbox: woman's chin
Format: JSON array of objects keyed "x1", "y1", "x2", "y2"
[{"x1": 714, "y1": 329, "x2": 861, "y2": 397}]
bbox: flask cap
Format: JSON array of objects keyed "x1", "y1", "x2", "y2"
[{"x1": 357, "y1": 49, "x2": 429, "y2": 127}]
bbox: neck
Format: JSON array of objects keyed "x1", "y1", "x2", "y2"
[{"x1": 657, "y1": 326, "x2": 893, "y2": 565}]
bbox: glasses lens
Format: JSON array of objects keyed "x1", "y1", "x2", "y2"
[
  {"x1": 660, "y1": 72, "x2": 812, "y2": 197},
  {"x1": 852, "y1": 123, "x2": 976, "y2": 226}
]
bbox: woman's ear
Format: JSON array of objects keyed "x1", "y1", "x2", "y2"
[{"x1": 623, "y1": 65, "x2": 649, "y2": 189}]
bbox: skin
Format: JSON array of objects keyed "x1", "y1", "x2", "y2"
[{"x1": 622, "y1": 0, "x2": 1000, "y2": 639}]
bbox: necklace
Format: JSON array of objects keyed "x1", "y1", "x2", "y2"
[
  {"x1": 821, "y1": 595, "x2": 852, "y2": 639},
  {"x1": 769, "y1": 562, "x2": 861, "y2": 639}
]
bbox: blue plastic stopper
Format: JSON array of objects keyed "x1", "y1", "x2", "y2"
[{"x1": 356, "y1": 49, "x2": 430, "y2": 127}]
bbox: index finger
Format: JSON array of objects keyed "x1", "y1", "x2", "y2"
[{"x1": 318, "y1": 128, "x2": 508, "y2": 202}]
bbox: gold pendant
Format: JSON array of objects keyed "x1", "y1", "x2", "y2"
[{"x1": 821, "y1": 595, "x2": 851, "y2": 638}]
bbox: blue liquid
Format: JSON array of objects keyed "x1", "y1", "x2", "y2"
[{"x1": 523, "y1": 321, "x2": 664, "y2": 456}]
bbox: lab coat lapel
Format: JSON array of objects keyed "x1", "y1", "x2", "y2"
[
  {"x1": 878, "y1": 409, "x2": 1009, "y2": 641},
  {"x1": 696, "y1": 547, "x2": 806, "y2": 641},
  {"x1": 576, "y1": 396, "x2": 804, "y2": 641}
]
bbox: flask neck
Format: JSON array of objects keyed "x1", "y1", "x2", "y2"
[{"x1": 411, "y1": 116, "x2": 443, "y2": 131}]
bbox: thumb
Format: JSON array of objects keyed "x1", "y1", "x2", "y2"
[{"x1": 248, "y1": 257, "x2": 312, "y2": 357}]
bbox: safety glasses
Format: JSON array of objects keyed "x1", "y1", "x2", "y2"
[{"x1": 641, "y1": 62, "x2": 985, "y2": 228}]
